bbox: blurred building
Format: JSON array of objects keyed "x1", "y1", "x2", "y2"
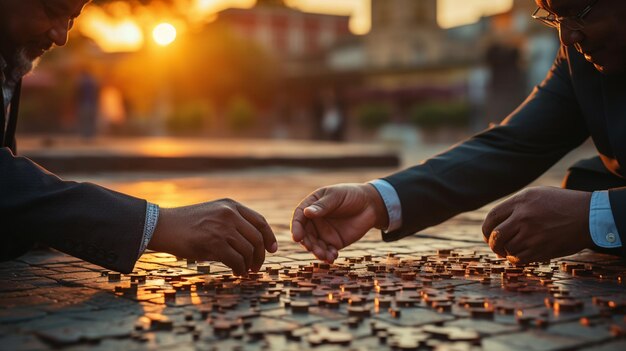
[
  {"x1": 18, "y1": 0, "x2": 559, "y2": 140},
  {"x1": 366, "y1": 0, "x2": 442, "y2": 68},
  {"x1": 217, "y1": 0, "x2": 352, "y2": 60},
  {"x1": 328, "y1": 0, "x2": 558, "y2": 132},
  {"x1": 202, "y1": 0, "x2": 559, "y2": 137}
]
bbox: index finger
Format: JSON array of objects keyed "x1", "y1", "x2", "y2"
[
  {"x1": 482, "y1": 199, "x2": 515, "y2": 242},
  {"x1": 291, "y1": 206, "x2": 308, "y2": 243},
  {"x1": 291, "y1": 191, "x2": 323, "y2": 242},
  {"x1": 237, "y1": 205, "x2": 278, "y2": 253}
]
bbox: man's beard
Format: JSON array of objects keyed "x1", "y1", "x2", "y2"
[{"x1": 7, "y1": 48, "x2": 39, "y2": 83}]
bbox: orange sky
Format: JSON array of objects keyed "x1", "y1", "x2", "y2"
[
  {"x1": 78, "y1": 0, "x2": 516, "y2": 53},
  {"x1": 188, "y1": 0, "x2": 515, "y2": 34}
]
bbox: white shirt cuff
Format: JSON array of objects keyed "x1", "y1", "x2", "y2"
[
  {"x1": 369, "y1": 179, "x2": 402, "y2": 233},
  {"x1": 138, "y1": 202, "x2": 160, "y2": 258},
  {"x1": 589, "y1": 191, "x2": 622, "y2": 248}
]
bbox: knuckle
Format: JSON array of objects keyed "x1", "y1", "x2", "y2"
[
  {"x1": 313, "y1": 201, "x2": 327, "y2": 210},
  {"x1": 219, "y1": 206, "x2": 237, "y2": 219},
  {"x1": 217, "y1": 198, "x2": 238, "y2": 207},
  {"x1": 521, "y1": 187, "x2": 539, "y2": 200},
  {"x1": 516, "y1": 189, "x2": 530, "y2": 202}
]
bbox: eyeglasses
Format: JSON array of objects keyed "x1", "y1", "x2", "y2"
[{"x1": 532, "y1": 0, "x2": 598, "y2": 31}]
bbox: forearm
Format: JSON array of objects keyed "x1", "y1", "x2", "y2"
[
  {"x1": 381, "y1": 47, "x2": 589, "y2": 240},
  {"x1": 1, "y1": 149, "x2": 147, "y2": 273},
  {"x1": 382, "y1": 133, "x2": 581, "y2": 240}
]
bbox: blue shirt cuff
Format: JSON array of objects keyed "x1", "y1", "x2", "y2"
[
  {"x1": 589, "y1": 191, "x2": 622, "y2": 248},
  {"x1": 369, "y1": 179, "x2": 402, "y2": 232},
  {"x1": 138, "y1": 202, "x2": 160, "y2": 258}
]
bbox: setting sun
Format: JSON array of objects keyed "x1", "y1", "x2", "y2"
[{"x1": 153, "y1": 23, "x2": 177, "y2": 46}]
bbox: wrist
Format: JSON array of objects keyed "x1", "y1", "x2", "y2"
[
  {"x1": 581, "y1": 191, "x2": 595, "y2": 249},
  {"x1": 148, "y1": 207, "x2": 174, "y2": 252},
  {"x1": 365, "y1": 184, "x2": 389, "y2": 230}
]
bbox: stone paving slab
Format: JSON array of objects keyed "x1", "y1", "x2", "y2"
[{"x1": 1, "y1": 167, "x2": 625, "y2": 350}]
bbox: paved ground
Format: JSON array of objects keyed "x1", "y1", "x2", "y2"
[
  {"x1": 17, "y1": 136, "x2": 400, "y2": 172},
  {"x1": 1, "y1": 141, "x2": 624, "y2": 350}
]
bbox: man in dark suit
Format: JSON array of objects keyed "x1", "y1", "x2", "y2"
[
  {"x1": 1, "y1": 0, "x2": 278, "y2": 276},
  {"x1": 292, "y1": 0, "x2": 626, "y2": 264}
]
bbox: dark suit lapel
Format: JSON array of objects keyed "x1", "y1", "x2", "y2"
[
  {"x1": 0, "y1": 55, "x2": 6, "y2": 147},
  {"x1": 0, "y1": 80, "x2": 5, "y2": 148},
  {"x1": 601, "y1": 73, "x2": 626, "y2": 176}
]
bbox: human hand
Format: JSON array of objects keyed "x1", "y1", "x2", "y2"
[
  {"x1": 482, "y1": 186, "x2": 593, "y2": 265},
  {"x1": 148, "y1": 199, "x2": 277, "y2": 276},
  {"x1": 291, "y1": 183, "x2": 389, "y2": 263}
]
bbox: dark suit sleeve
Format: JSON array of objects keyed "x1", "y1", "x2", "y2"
[
  {"x1": 382, "y1": 46, "x2": 590, "y2": 241},
  {"x1": 0, "y1": 148, "x2": 147, "y2": 273},
  {"x1": 608, "y1": 188, "x2": 626, "y2": 256}
]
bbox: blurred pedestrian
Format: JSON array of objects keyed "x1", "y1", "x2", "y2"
[
  {"x1": 76, "y1": 69, "x2": 99, "y2": 140},
  {"x1": 315, "y1": 87, "x2": 347, "y2": 142}
]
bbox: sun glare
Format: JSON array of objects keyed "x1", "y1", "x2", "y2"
[
  {"x1": 78, "y1": 0, "x2": 515, "y2": 53},
  {"x1": 153, "y1": 23, "x2": 177, "y2": 46},
  {"x1": 79, "y1": 7, "x2": 144, "y2": 52}
]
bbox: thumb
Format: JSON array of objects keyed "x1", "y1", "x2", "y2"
[{"x1": 304, "y1": 194, "x2": 341, "y2": 218}]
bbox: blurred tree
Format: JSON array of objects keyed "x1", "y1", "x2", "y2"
[
  {"x1": 226, "y1": 96, "x2": 256, "y2": 132},
  {"x1": 101, "y1": 22, "x2": 278, "y2": 134},
  {"x1": 355, "y1": 102, "x2": 391, "y2": 131},
  {"x1": 170, "y1": 23, "x2": 279, "y2": 109},
  {"x1": 167, "y1": 100, "x2": 215, "y2": 134},
  {"x1": 409, "y1": 101, "x2": 470, "y2": 130}
]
